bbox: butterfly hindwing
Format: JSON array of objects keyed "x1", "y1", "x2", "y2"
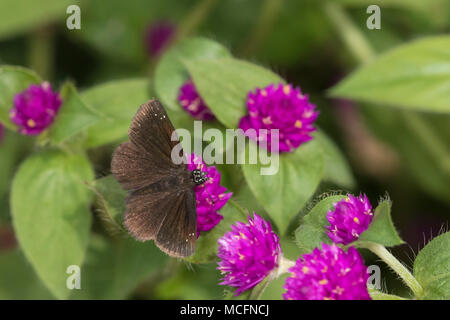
[
  {"x1": 124, "y1": 179, "x2": 196, "y2": 257},
  {"x1": 155, "y1": 189, "x2": 196, "y2": 257}
]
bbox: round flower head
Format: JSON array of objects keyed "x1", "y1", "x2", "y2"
[
  {"x1": 10, "y1": 82, "x2": 62, "y2": 135},
  {"x1": 145, "y1": 20, "x2": 175, "y2": 56},
  {"x1": 283, "y1": 244, "x2": 370, "y2": 300},
  {"x1": 326, "y1": 194, "x2": 374, "y2": 245},
  {"x1": 178, "y1": 79, "x2": 215, "y2": 121},
  {"x1": 217, "y1": 213, "x2": 281, "y2": 296},
  {"x1": 238, "y1": 83, "x2": 318, "y2": 153},
  {"x1": 186, "y1": 153, "x2": 232, "y2": 237}
]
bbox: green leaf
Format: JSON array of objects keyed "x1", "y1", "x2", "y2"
[
  {"x1": 69, "y1": 234, "x2": 167, "y2": 300},
  {"x1": 184, "y1": 57, "x2": 285, "y2": 128},
  {"x1": 232, "y1": 182, "x2": 267, "y2": 217},
  {"x1": 0, "y1": 249, "x2": 53, "y2": 299},
  {"x1": 91, "y1": 175, "x2": 127, "y2": 234},
  {"x1": 186, "y1": 201, "x2": 247, "y2": 264},
  {"x1": 368, "y1": 288, "x2": 407, "y2": 300},
  {"x1": 49, "y1": 82, "x2": 102, "y2": 145},
  {"x1": 330, "y1": 36, "x2": 450, "y2": 113},
  {"x1": 314, "y1": 130, "x2": 355, "y2": 189},
  {"x1": 11, "y1": 150, "x2": 94, "y2": 299},
  {"x1": 356, "y1": 200, "x2": 404, "y2": 247},
  {"x1": 242, "y1": 139, "x2": 324, "y2": 234},
  {"x1": 414, "y1": 231, "x2": 450, "y2": 299},
  {"x1": 155, "y1": 263, "x2": 224, "y2": 300},
  {"x1": 79, "y1": 0, "x2": 194, "y2": 64},
  {"x1": 0, "y1": 0, "x2": 72, "y2": 40},
  {"x1": 337, "y1": 0, "x2": 449, "y2": 14},
  {"x1": 295, "y1": 195, "x2": 345, "y2": 254},
  {"x1": 0, "y1": 65, "x2": 41, "y2": 129},
  {"x1": 0, "y1": 131, "x2": 33, "y2": 222},
  {"x1": 81, "y1": 78, "x2": 151, "y2": 148},
  {"x1": 154, "y1": 37, "x2": 232, "y2": 111},
  {"x1": 361, "y1": 106, "x2": 450, "y2": 206}
]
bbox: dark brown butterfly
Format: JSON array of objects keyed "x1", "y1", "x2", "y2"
[{"x1": 111, "y1": 99, "x2": 206, "y2": 257}]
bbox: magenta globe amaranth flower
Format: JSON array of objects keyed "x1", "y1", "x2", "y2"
[
  {"x1": 217, "y1": 213, "x2": 281, "y2": 296},
  {"x1": 145, "y1": 20, "x2": 175, "y2": 56},
  {"x1": 186, "y1": 153, "x2": 231, "y2": 237},
  {"x1": 239, "y1": 83, "x2": 318, "y2": 153},
  {"x1": 283, "y1": 244, "x2": 370, "y2": 300},
  {"x1": 10, "y1": 82, "x2": 62, "y2": 135},
  {"x1": 178, "y1": 79, "x2": 215, "y2": 121},
  {"x1": 326, "y1": 194, "x2": 374, "y2": 245}
]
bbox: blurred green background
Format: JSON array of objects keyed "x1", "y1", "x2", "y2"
[{"x1": 0, "y1": 0, "x2": 449, "y2": 299}]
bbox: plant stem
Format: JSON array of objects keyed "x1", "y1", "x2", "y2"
[
  {"x1": 362, "y1": 242, "x2": 423, "y2": 299},
  {"x1": 276, "y1": 255, "x2": 295, "y2": 277},
  {"x1": 248, "y1": 276, "x2": 271, "y2": 300},
  {"x1": 325, "y1": 1, "x2": 450, "y2": 180},
  {"x1": 174, "y1": 0, "x2": 219, "y2": 42},
  {"x1": 240, "y1": 0, "x2": 284, "y2": 56},
  {"x1": 368, "y1": 288, "x2": 408, "y2": 300},
  {"x1": 249, "y1": 255, "x2": 294, "y2": 299},
  {"x1": 323, "y1": 2, "x2": 375, "y2": 64},
  {"x1": 28, "y1": 25, "x2": 54, "y2": 80},
  {"x1": 228, "y1": 199, "x2": 249, "y2": 219},
  {"x1": 401, "y1": 111, "x2": 450, "y2": 176},
  {"x1": 148, "y1": 0, "x2": 218, "y2": 75}
]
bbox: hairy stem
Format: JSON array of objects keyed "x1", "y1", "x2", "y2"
[
  {"x1": 276, "y1": 255, "x2": 295, "y2": 277},
  {"x1": 228, "y1": 199, "x2": 249, "y2": 219},
  {"x1": 362, "y1": 242, "x2": 423, "y2": 299}
]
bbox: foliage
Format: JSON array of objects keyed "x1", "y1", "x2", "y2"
[{"x1": 0, "y1": 0, "x2": 448, "y2": 301}]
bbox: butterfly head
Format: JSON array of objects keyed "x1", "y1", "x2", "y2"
[{"x1": 192, "y1": 169, "x2": 208, "y2": 186}]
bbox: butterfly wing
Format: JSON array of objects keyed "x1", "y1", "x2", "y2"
[
  {"x1": 124, "y1": 183, "x2": 196, "y2": 257},
  {"x1": 111, "y1": 100, "x2": 181, "y2": 191},
  {"x1": 111, "y1": 99, "x2": 197, "y2": 257}
]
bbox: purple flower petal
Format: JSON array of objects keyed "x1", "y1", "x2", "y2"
[
  {"x1": 186, "y1": 153, "x2": 231, "y2": 237},
  {"x1": 145, "y1": 20, "x2": 175, "y2": 56},
  {"x1": 283, "y1": 243, "x2": 371, "y2": 300},
  {"x1": 178, "y1": 79, "x2": 215, "y2": 121},
  {"x1": 10, "y1": 82, "x2": 62, "y2": 136},
  {"x1": 326, "y1": 194, "x2": 374, "y2": 245},
  {"x1": 217, "y1": 213, "x2": 282, "y2": 296},
  {"x1": 238, "y1": 83, "x2": 318, "y2": 153}
]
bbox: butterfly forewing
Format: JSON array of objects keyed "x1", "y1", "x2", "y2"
[
  {"x1": 111, "y1": 99, "x2": 197, "y2": 257},
  {"x1": 112, "y1": 100, "x2": 179, "y2": 191},
  {"x1": 128, "y1": 99, "x2": 179, "y2": 163}
]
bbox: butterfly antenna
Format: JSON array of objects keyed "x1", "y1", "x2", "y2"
[{"x1": 202, "y1": 180, "x2": 215, "y2": 206}]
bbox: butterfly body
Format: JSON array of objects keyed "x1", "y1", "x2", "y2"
[{"x1": 111, "y1": 100, "x2": 197, "y2": 257}]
